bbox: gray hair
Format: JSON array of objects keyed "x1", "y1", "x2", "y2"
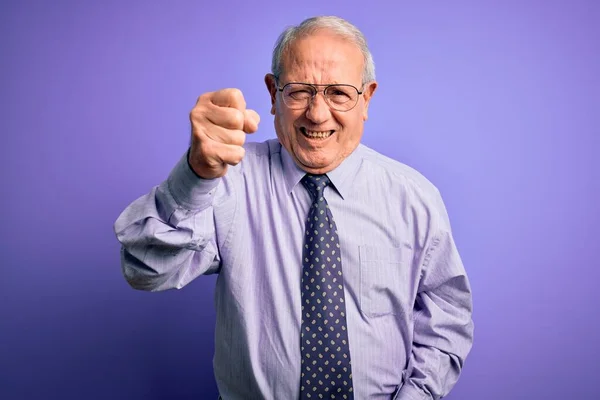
[{"x1": 271, "y1": 16, "x2": 376, "y2": 84}]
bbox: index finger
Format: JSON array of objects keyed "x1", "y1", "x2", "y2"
[{"x1": 211, "y1": 88, "x2": 246, "y2": 111}]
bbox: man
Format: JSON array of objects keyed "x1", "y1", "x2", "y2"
[{"x1": 114, "y1": 15, "x2": 474, "y2": 400}]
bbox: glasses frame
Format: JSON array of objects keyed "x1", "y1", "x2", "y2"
[{"x1": 275, "y1": 80, "x2": 365, "y2": 112}]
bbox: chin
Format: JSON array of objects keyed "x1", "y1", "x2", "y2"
[{"x1": 297, "y1": 156, "x2": 339, "y2": 174}]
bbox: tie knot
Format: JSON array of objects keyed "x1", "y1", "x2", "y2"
[{"x1": 301, "y1": 174, "x2": 331, "y2": 200}]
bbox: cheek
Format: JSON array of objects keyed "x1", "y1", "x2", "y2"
[
  {"x1": 274, "y1": 111, "x2": 297, "y2": 145},
  {"x1": 278, "y1": 109, "x2": 301, "y2": 131},
  {"x1": 339, "y1": 113, "x2": 362, "y2": 140}
]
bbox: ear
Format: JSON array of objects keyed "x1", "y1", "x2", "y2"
[
  {"x1": 265, "y1": 74, "x2": 278, "y2": 115},
  {"x1": 361, "y1": 81, "x2": 378, "y2": 121}
]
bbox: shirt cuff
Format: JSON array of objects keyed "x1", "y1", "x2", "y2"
[{"x1": 166, "y1": 149, "x2": 220, "y2": 211}]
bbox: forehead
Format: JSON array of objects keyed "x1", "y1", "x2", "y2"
[{"x1": 280, "y1": 31, "x2": 364, "y2": 85}]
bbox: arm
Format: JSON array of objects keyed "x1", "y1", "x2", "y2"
[
  {"x1": 396, "y1": 194, "x2": 474, "y2": 400},
  {"x1": 113, "y1": 151, "x2": 234, "y2": 291},
  {"x1": 114, "y1": 88, "x2": 259, "y2": 291}
]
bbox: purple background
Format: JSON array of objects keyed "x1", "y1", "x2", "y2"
[{"x1": 1, "y1": 1, "x2": 598, "y2": 399}]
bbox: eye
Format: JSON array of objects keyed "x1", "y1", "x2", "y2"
[
  {"x1": 330, "y1": 89, "x2": 348, "y2": 96},
  {"x1": 326, "y1": 87, "x2": 353, "y2": 103},
  {"x1": 288, "y1": 89, "x2": 313, "y2": 100}
]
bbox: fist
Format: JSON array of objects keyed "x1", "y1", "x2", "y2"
[{"x1": 188, "y1": 88, "x2": 260, "y2": 179}]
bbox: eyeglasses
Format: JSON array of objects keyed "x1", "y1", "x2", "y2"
[{"x1": 276, "y1": 81, "x2": 364, "y2": 112}]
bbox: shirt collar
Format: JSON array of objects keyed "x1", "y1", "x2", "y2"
[{"x1": 280, "y1": 142, "x2": 364, "y2": 200}]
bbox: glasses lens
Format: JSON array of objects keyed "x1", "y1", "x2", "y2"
[
  {"x1": 324, "y1": 85, "x2": 357, "y2": 110},
  {"x1": 281, "y1": 83, "x2": 360, "y2": 111},
  {"x1": 283, "y1": 84, "x2": 315, "y2": 109}
]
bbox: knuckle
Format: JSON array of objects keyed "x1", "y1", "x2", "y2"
[
  {"x1": 190, "y1": 121, "x2": 205, "y2": 139},
  {"x1": 230, "y1": 109, "x2": 245, "y2": 129},
  {"x1": 191, "y1": 121, "x2": 210, "y2": 143},
  {"x1": 230, "y1": 130, "x2": 245, "y2": 146},
  {"x1": 227, "y1": 87, "x2": 242, "y2": 98},
  {"x1": 190, "y1": 104, "x2": 207, "y2": 122},
  {"x1": 197, "y1": 139, "x2": 214, "y2": 157},
  {"x1": 227, "y1": 88, "x2": 245, "y2": 107},
  {"x1": 198, "y1": 92, "x2": 212, "y2": 103}
]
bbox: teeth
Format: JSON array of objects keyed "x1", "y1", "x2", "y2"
[{"x1": 303, "y1": 130, "x2": 333, "y2": 139}]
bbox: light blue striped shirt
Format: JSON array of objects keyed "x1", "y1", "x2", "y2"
[{"x1": 114, "y1": 139, "x2": 474, "y2": 400}]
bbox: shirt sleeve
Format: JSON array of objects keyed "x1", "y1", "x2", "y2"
[
  {"x1": 113, "y1": 149, "x2": 237, "y2": 291},
  {"x1": 396, "y1": 190, "x2": 475, "y2": 400}
]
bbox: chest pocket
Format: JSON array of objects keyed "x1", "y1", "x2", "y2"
[{"x1": 359, "y1": 245, "x2": 412, "y2": 318}]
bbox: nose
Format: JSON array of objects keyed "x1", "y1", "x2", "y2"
[{"x1": 304, "y1": 91, "x2": 331, "y2": 124}]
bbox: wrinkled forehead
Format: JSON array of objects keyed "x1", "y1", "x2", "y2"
[{"x1": 279, "y1": 31, "x2": 364, "y2": 85}]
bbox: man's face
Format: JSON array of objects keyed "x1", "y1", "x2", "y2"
[{"x1": 265, "y1": 30, "x2": 377, "y2": 174}]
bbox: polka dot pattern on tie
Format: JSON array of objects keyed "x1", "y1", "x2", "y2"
[{"x1": 300, "y1": 174, "x2": 353, "y2": 399}]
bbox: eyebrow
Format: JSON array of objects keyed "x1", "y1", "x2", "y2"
[
  {"x1": 280, "y1": 75, "x2": 342, "y2": 85},
  {"x1": 287, "y1": 81, "x2": 355, "y2": 86}
]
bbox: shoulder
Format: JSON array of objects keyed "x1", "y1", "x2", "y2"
[
  {"x1": 357, "y1": 144, "x2": 449, "y2": 224},
  {"x1": 358, "y1": 144, "x2": 440, "y2": 197},
  {"x1": 243, "y1": 139, "x2": 279, "y2": 157},
  {"x1": 226, "y1": 139, "x2": 281, "y2": 175}
]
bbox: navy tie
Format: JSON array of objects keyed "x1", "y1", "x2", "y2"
[{"x1": 299, "y1": 174, "x2": 354, "y2": 399}]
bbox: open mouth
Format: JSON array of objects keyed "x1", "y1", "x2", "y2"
[{"x1": 300, "y1": 127, "x2": 335, "y2": 139}]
